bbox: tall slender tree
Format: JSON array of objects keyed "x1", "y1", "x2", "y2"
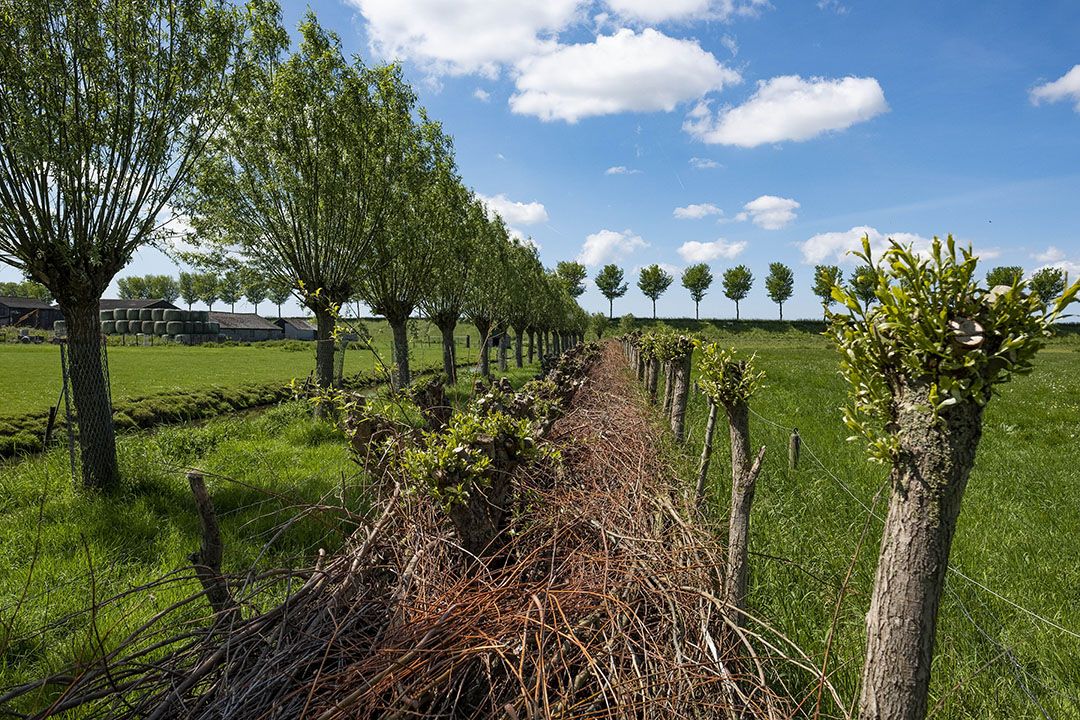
[
  {"x1": 637, "y1": 264, "x2": 673, "y2": 320},
  {"x1": 183, "y1": 7, "x2": 400, "y2": 390},
  {"x1": 595, "y1": 264, "x2": 628, "y2": 319},
  {"x1": 0, "y1": 0, "x2": 244, "y2": 489},
  {"x1": 421, "y1": 190, "x2": 483, "y2": 383},
  {"x1": 243, "y1": 270, "x2": 268, "y2": 316},
  {"x1": 722, "y1": 265, "x2": 753, "y2": 320},
  {"x1": 1030, "y1": 267, "x2": 1066, "y2": 309},
  {"x1": 218, "y1": 270, "x2": 243, "y2": 313},
  {"x1": 267, "y1": 277, "x2": 292, "y2": 318},
  {"x1": 179, "y1": 272, "x2": 200, "y2": 310},
  {"x1": 681, "y1": 263, "x2": 713, "y2": 319},
  {"x1": 765, "y1": 262, "x2": 794, "y2": 320},
  {"x1": 196, "y1": 273, "x2": 219, "y2": 311},
  {"x1": 357, "y1": 111, "x2": 454, "y2": 388}
]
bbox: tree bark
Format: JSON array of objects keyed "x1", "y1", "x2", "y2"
[
  {"x1": 608, "y1": 297, "x2": 614, "y2": 319},
  {"x1": 858, "y1": 382, "x2": 984, "y2": 720},
  {"x1": 63, "y1": 300, "x2": 119, "y2": 491},
  {"x1": 390, "y1": 318, "x2": 411, "y2": 389},
  {"x1": 437, "y1": 321, "x2": 457, "y2": 383},
  {"x1": 779, "y1": 302, "x2": 784, "y2": 321},
  {"x1": 475, "y1": 319, "x2": 492, "y2": 377},
  {"x1": 651, "y1": 298, "x2": 656, "y2": 320},
  {"x1": 735, "y1": 300, "x2": 740, "y2": 321},
  {"x1": 314, "y1": 308, "x2": 336, "y2": 391},
  {"x1": 670, "y1": 352, "x2": 692, "y2": 442},
  {"x1": 497, "y1": 328, "x2": 509, "y2": 372},
  {"x1": 646, "y1": 356, "x2": 659, "y2": 401},
  {"x1": 724, "y1": 401, "x2": 764, "y2": 617},
  {"x1": 695, "y1": 401, "x2": 719, "y2": 508},
  {"x1": 695, "y1": 301, "x2": 699, "y2": 320},
  {"x1": 513, "y1": 328, "x2": 524, "y2": 368}
]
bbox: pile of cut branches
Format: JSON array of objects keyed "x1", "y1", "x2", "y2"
[{"x1": 3, "y1": 342, "x2": 841, "y2": 719}]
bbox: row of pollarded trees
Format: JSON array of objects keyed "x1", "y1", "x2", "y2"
[{"x1": 0, "y1": 0, "x2": 584, "y2": 491}]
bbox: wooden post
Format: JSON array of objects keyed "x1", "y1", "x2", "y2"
[
  {"x1": 187, "y1": 471, "x2": 236, "y2": 616},
  {"x1": 695, "y1": 400, "x2": 719, "y2": 508},
  {"x1": 788, "y1": 428, "x2": 800, "y2": 470},
  {"x1": 670, "y1": 352, "x2": 692, "y2": 442}
]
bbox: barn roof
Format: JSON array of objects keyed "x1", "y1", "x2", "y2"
[
  {"x1": 210, "y1": 312, "x2": 281, "y2": 330},
  {"x1": 275, "y1": 317, "x2": 316, "y2": 331},
  {"x1": 99, "y1": 298, "x2": 178, "y2": 310},
  {"x1": 0, "y1": 296, "x2": 55, "y2": 310}
]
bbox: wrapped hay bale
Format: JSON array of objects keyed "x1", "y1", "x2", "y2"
[
  {"x1": 208, "y1": 321, "x2": 220, "y2": 334},
  {"x1": 151, "y1": 308, "x2": 164, "y2": 321},
  {"x1": 175, "y1": 334, "x2": 189, "y2": 345},
  {"x1": 183, "y1": 321, "x2": 194, "y2": 334},
  {"x1": 113, "y1": 308, "x2": 127, "y2": 320},
  {"x1": 154, "y1": 321, "x2": 168, "y2": 335},
  {"x1": 195, "y1": 310, "x2": 209, "y2": 322},
  {"x1": 166, "y1": 321, "x2": 183, "y2": 334},
  {"x1": 99, "y1": 310, "x2": 114, "y2": 322},
  {"x1": 114, "y1": 320, "x2": 129, "y2": 334},
  {"x1": 163, "y1": 309, "x2": 181, "y2": 321},
  {"x1": 100, "y1": 320, "x2": 114, "y2": 334},
  {"x1": 139, "y1": 309, "x2": 153, "y2": 321}
]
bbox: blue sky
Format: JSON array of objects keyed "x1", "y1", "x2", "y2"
[{"x1": 7, "y1": 0, "x2": 1079, "y2": 319}]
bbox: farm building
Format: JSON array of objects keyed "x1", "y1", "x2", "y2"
[
  {"x1": 211, "y1": 312, "x2": 285, "y2": 342},
  {"x1": 0, "y1": 296, "x2": 64, "y2": 330},
  {"x1": 99, "y1": 298, "x2": 178, "y2": 312},
  {"x1": 274, "y1": 317, "x2": 316, "y2": 340}
]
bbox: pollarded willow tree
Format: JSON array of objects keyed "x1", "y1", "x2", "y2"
[
  {"x1": 466, "y1": 215, "x2": 513, "y2": 377},
  {"x1": 183, "y1": 6, "x2": 401, "y2": 390},
  {"x1": 506, "y1": 243, "x2": 547, "y2": 369},
  {"x1": 829, "y1": 236, "x2": 1078, "y2": 720},
  {"x1": 0, "y1": 0, "x2": 245, "y2": 489},
  {"x1": 357, "y1": 106, "x2": 455, "y2": 389},
  {"x1": 420, "y1": 188, "x2": 484, "y2": 383}
]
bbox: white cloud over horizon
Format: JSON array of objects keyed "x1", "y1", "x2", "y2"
[
  {"x1": 674, "y1": 202, "x2": 723, "y2": 220},
  {"x1": 689, "y1": 157, "x2": 721, "y2": 169},
  {"x1": 738, "y1": 195, "x2": 800, "y2": 229},
  {"x1": 677, "y1": 238, "x2": 747, "y2": 262},
  {"x1": 476, "y1": 193, "x2": 549, "y2": 226},
  {"x1": 578, "y1": 228, "x2": 648, "y2": 265},
  {"x1": 347, "y1": 0, "x2": 580, "y2": 77},
  {"x1": 684, "y1": 75, "x2": 888, "y2": 147},
  {"x1": 1030, "y1": 65, "x2": 1080, "y2": 112},
  {"x1": 605, "y1": 165, "x2": 642, "y2": 175},
  {"x1": 510, "y1": 28, "x2": 740, "y2": 122}
]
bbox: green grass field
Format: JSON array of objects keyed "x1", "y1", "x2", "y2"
[
  {"x1": 0, "y1": 362, "x2": 539, "y2": 710},
  {"x1": 0, "y1": 319, "x2": 492, "y2": 418},
  {"x1": 651, "y1": 322, "x2": 1080, "y2": 719}
]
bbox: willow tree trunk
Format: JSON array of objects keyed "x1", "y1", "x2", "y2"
[
  {"x1": 670, "y1": 352, "x2": 692, "y2": 442},
  {"x1": 513, "y1": 329, "x2": 524, "y2": 368},
  {"x1": 646, "y1": 356, "x2": 659, "y2": 401},
  {"x1": 475, "y1": 319, "x2": 492, "y2": 378},
  {"x1": 858, "y1": 382, "x2": 984, "y2": 720},
  {"x1": 527, "y1": 329, "x2": 535, "y2": 364},
  {"x1": 313, "y1": 309, "x2": 337, "y2": 389},
  {"x1": 724, "y1": 400, "x2": 756, "y2": 616},
  {"x1": 498, "y1": 330, "x2": 508, "y2": 372},
  {"x1": 437, "y1": 322, "x2": 457, "y2": 383},
  {"x1": 390, "y1": 318, "x2": 411, "y2": 389},
  {"x1": 63, "y1": 301, "x2": 119, "y2": 491}
]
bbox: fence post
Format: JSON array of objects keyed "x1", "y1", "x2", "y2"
[
  {"x1": 788, "y1": 428, "x2": 800, "y2": 470},
  {"x1": 187, "y1": 471, "x2": 236, "y2": 617}
]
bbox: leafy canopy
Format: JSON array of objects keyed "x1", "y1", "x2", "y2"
[
  {"x1": 556, "y1": 261, "x2": 588, "y2": 298},
  {"x1": 828, "y1": 235, "x2": 1079, "y2": 463},
  {"x1": 681, "y1": 263, "x2": 713, "y2": 303},
  {"x1": 813, "y1": 265, "x2": 842, "y2": 307},
  {"x1": 595, "y1": 264, "x2": 628, "y2": 300},
  {"x1": 637, "y1": 264, "x2": 674, "y2": 301},
  {"x1": 722, "y1": 265, "x2": 753, "y2": 302},
  {"x1": 765, "y1": 263, "x2": 794, "y2": 306},
  {"x1": 696, "y1": 342, "x2": 764, "y2": 408}
]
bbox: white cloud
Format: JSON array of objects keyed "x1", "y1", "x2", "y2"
[
  {"x1": 677, "y1": 238, "x2": 746, "y2": 262},
  {"x1": 1035, "y1": 246, "x2": 1066, "y2": 263},
  {"x1": 1030, "y1": 65, "x2": 1080, "y2": 112},
  {"x1": 739, "y1": 195, "x2": 799, "y2": 229},
  {"x1": 604, "y1": 0, "x2": 767, "y2": 23},
  {"x1": 348, "y1": 0, "x2": 581, "y2": 77},
  {"x1": 495, "y1": 153, "x2": 507, "y2": 161},
  {"x1": 674, "y1": 203, "x2": 723, "y2": 220},
  {"x1": 476, "y1": 193, "x2": 549, "y2": 225},
  {"x1": 799, "y1": 226, "x2": 931, "y2": 265},
  {"x1": 510, "y1": 28, "x2": 740, "y2": 123},
  {"x1": 578, "y1": 228, "x2": 648, "y2": 266},
  {"x1": 684, "y1": 75, "x2": 888, "y2": 147},
  {"x1": 689, "y1": 156, "x2": 721, "y2": 169},
  {"x1": 473, "y1": 88, "x2": 491, "y2": 102},
  {"x1": 605, "y1": 165, "x2": 642, "y2": 175}
]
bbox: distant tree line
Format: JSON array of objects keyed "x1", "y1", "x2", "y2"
[{"x1": 0, "y1": 280, "x2": 51, "y2": 301}]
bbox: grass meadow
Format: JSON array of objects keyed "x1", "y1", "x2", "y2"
[
  {"x1": 0, "y1": 358, "x2": 539, "y2": 711},
  {"x1": 651, "y1": 321, "x2": 1080, "y2": 719},
  {"x1": 0, "y1": 318, "x2": 492, "y2": 418}
]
